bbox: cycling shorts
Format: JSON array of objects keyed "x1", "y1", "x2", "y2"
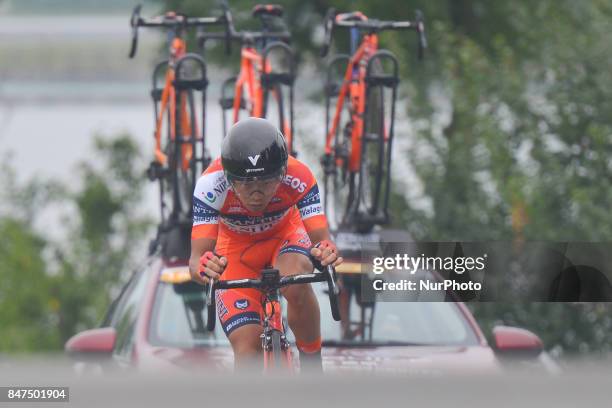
[{"x1": 214, "y1": 214, "x2": 313, "y2": 336}]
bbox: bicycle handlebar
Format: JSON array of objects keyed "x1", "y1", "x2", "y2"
[
  {"x1": 320, "y1": 9, "x2": 427, "y2": 60},
  {"x1": 197, "y1": 3, "x2": 290, "y2": 53},
  {"x1": 206, "y1": 265, "x2": 341, "y2": 331},
  {"x1": 211, "y1": 270, "x2": 327, "y2": 291},
  {"x1": 128, "y1": 4, "x2": 228, "y2": 58},
  {"x1": 199, "y1": 29, "x2": 291, "y2": 44}
]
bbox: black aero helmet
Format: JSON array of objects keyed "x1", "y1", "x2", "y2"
[{"x1": 221, "y1": 117, "x2": 289, "y2": 181}]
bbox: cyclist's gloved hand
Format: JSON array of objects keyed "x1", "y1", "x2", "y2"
[
  {"x1": 310, "y1": 240, "x2": 343, "y2": 270},
  {"x1": 199, "y1": 251, "x2": 227, "y2": 283}
]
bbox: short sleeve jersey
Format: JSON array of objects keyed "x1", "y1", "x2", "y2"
[{"x1": 191, "y1": 156, "x2": 327, "y2": 240}]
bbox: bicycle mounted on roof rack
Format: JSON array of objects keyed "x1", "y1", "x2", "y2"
[
  {"x1": 320, "y1": 9, "x2": 426, "y2": 233},
  {"x1": 197, "y1": 2, "x2": 297, "y2": 156},
  {"x1": 129, "y1": 5, "x2": 227, "y2": 258}
]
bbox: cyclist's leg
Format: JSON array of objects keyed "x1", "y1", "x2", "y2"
[
  {"x1": 275, "y1": 251, "x2": 320, "y2": 344},
  {"x1": 271, "y1": 222, "x2": 323, "y2": 370},
  {"x1": 215, "y1": 231, "x2": 275, "y2": 369},
  {"x1": 228, "y1": 326, "x2": 263, "y2": 368},
  {"x1": 216, "y1": 287, "x2": 264, "y2": 369}
]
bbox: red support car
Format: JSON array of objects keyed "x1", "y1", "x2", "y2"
[{"x1": 66, "y1": 259, "x2": 553, "y2": 375}]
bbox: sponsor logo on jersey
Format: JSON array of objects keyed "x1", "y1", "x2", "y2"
[
  {"x1": 227, "y1": 206, "x2": 243, "y2": 213},
  {"x1": 298, "y1": 237, "x2": 311, "y2": 246},
  {"x1": 213, "y1": 179, "x2": 229, "y2": 196},
  {"x1": 204, "y1": 191, "x2": 216, "y2": 204},
  {"x1": 283, "y1": 175, "x2": 307, "y2": 193},
  {"x1": 193, "y1": 197, "x2": 219, "y2": 224},
  {"x1": 271, "y1": 196, "x2": 282, "y2": 204},
  {"x1": 224, "y1": 312, "x2": 260, "y2": 333},
  {"x1": 297, "y1": 185, "x2": 320, "y2": 209},
  {"x1": 297, "y1": 231, "x2": 312, "y2": 246},
  {"x1": 234, "y1": 299, "x2": 249, "y2": 310},
  {"x1": 221, "y1": 209, "x2": 289, "y2": 234},
  {"x1": 299, "y1": 204, "x2": 323, "y2": 219},
  {"x1": 216, "y1": 290, "x2": 229, "y2": 319}
]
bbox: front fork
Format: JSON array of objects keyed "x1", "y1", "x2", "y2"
[
  {"x1": 261, "y1": 290, "x2": 290, "y2": 350},
  {"x1": 260, "y1": 290, "x2": 292, "y2": 371}
]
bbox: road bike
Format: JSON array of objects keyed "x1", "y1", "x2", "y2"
[
  {"x1": 129, "y1": 5, "x2": 226, "y2": 235},
  {"x1": 198, "y1": 2, "x2": 297, "y2": 156},
  {"x1": 320, "y1": 10, "x2": 427, "y2": 233},
  {"x1": 206, "y1": 265, "x2": 341, "y2": 372}
]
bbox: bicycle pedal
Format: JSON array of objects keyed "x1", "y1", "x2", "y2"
[
  {"x1": 363, "y1": 133, "x2": 381, "y2": 142},
  {"x1": 150, "y1": 88, "x2": 163, "y2": 102},
  {"x1": 219, "y1": 97, "x2": 247, "y2": 110},
  {"x1": 357, "y1": 213, "x2": 389, "y2": 226},
  {"x1": 146, "y1": 162, "x2": 166, "y2": 181},
  {"x1": 334, "y1": 145, "x2": 349, "y2": 159},
  {"x1": 176, "y1": 136, "x2": 194, "y2": 144},
  {"x1": 365, "y1": 74, "x2": 399, "y2": 88},
  {"x1": 173, "y1": 78, "x2": 208, "y2": 91},
  {"x1": 320, "y1": 154, "x2": 337, "y2": 174},
  {"x1": 261, "y1": 72, "x2": 294, "y2": 87},
  {"x1": 325, "y1": 82, "x2": 341, "y2": 97}
]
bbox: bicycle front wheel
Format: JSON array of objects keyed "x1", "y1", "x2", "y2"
[
  {"x1": 358, "y1": 62, "x2": 386, "y2": 231},
  {"x1": 264, "y1": 330, "x2": 288, "y2": 372},
  {"x1": 167, "y1": 88, "x2": 198, "y2": 220}
]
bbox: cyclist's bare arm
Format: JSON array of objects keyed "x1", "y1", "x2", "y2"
[{"x1": 307, "y1": 227, "x2": 343, "y2": 268}]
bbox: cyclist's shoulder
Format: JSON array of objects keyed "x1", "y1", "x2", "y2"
[
  {"x1": 196, "y1": 158, "x2": 226, "y2": 186},
  {"x1": 280, "y1": 156, "x2": 317, "y2": 198},
  {"x1": 286, "y1": 156, "x2": 316, "y2": 180},
  {"x1": 203, "y1": 157, "x2": 224, "y2": 175},
  {"x1": 194, "y1": 157, "x2": 230, "y2": 207}
]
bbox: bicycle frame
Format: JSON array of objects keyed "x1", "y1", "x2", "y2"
[
  {"x1": 325, "y1": 33, "x2": 380, "y2": 173},
  {"x1": 321, "y1": 10, "x2": 425, "y2": 231},
  {"x1": 228, "y1": 42, "x2": 296, "y2": 154},
  {"x1": 233, "y1": 46, "x2": 266, "y2": 121},
  {"x1": 261, "y1": 289, "x2": 293, "y2": 371},
  {"x1": 199, "y1": 4, "x2": 296, "y2": 155},
  {"x1": 153, "y1": 37, "x2": 199, "y2": 169},
  {"x1": 206, "y1": 266, "x2": 340, "y2": 373},
  {"x1": 130, "y1": 6, "x2": 219, "y2": 231}
]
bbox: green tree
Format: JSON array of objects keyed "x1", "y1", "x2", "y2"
[
  {"x1": 0, "y1": 134, "x2": 153, "y2": 351},
  {"x1": 0, "y1": 218, "x2": 61, "y2": 351},
  {"x1": 51, "y1": 135, "x2": 153, "y2": 341}
]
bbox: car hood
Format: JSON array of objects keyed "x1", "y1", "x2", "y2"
[
  {"x1": 137, "y1": 343, "x2": 500, "y2": 375},
  {"x1": 322, "y1": 345, "x2": 501, "y2": 375},
  {"x1": 136, "y1": 344, "x2": 235, "y2": 373}
]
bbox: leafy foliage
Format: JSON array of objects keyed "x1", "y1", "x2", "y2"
[{"x1": 0, "y1": 134, "x2": 152, "y2": 352}]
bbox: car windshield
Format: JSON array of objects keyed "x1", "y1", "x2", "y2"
[
  {"x1": 149, "y1": 281, "x2": 230, "y2": 348},
  {"x1": 309, "y1": 281, "x2": 480, "y2": 346},
  {"x1": 149, "y1": 278, "x2": 479, "y2": 349}
]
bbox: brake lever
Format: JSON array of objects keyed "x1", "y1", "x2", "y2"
[
  {"x1": 218, "y1": 0, "x2": 233, "y2": 55},
  {"x1": 196, "y1": 26, "x2": 206, "y2": 50},
  {"x1": 206, "y1": 279, "x2": 215, "y2": 306},
  {"x1": 327, "y1": 265, "x2": 340, "y2": 296},
  {"x1": 320, "y1": 8, "x2": 336, "y2": 57},
  {"x1": 415, "y1": 10, "x2": 427, "y2": 60},
  {"x1": 128, "y1": 4, "x2": 142, "y2": 58}
]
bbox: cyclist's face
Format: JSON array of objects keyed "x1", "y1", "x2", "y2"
[{"x1": 231, "y1": 176, "x2": 282, "y2": 212}]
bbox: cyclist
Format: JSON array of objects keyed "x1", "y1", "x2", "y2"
[{"x1": 189, "y1": 117, "x2": 343, "y2": 371}]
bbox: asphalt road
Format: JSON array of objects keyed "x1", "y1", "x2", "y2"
[{"x1": 0, "y1": 357, "x2": 610, "y2": 408}]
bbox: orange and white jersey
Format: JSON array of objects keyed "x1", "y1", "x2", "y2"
[{"x1": 191, "y1": 156, "x2": 327, "y2": 240}]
